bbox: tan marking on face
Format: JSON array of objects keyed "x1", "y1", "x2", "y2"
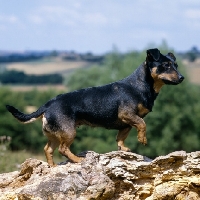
[
  {"x1": 137, "y1": 103, "x2": 149, "y2": 118},
  {"x1": 151, "y1": 67, "x2": 165, "y2": 93},
  {"x1": 160, "y1": 71, "x2": 179, "y2": 82}
]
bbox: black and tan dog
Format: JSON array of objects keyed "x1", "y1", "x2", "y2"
[{"x1": 6, "y1": 48, "x2": 184, "y2": 166}]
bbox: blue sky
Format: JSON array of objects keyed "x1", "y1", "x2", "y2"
[{"x1": 0, "y1": 0, "x2": 200, "y2": 53}]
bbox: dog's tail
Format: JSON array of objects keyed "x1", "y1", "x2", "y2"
[{"x1": 6, "y1": 105, "x2": 46, "y2": 124}]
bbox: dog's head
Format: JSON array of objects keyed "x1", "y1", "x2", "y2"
[{"x1": 146, "y1": 48, "x2": 184, "y2": 88}]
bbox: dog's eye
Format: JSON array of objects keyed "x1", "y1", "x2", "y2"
[
  {"x1": 162, "y1": 63, "x2": 166, "y2": 66},
  {"x1": 164, "y1": 64, "x2": 170, "y2": 69}
]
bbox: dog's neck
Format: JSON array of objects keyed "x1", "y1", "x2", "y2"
[
  {"x1": 124, "y1": 62, "x2": 156, "y2": 93},
  {"x1": 121, "y1": 62, "x2": 159, "y2": 111},
  {"x1": 144, "y1": 62, "x2": 165, "y2": 93}
]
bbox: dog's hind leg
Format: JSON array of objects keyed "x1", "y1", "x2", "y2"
[
  {"x1": 42, "y1": 115, "x2": 60, "y2": 166},
  {"x1": 58, "y1": 128, "x2": 84, "y2": 163},
  {"x1": 116, "y1": 127, "x2": 132, "y2": 151},
  {"x1": 43, "y1": 133, "x2": 60, "y2": 166}
]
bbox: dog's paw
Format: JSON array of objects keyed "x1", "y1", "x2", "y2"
[
  {"x1": 71, "y1": 156, "x2": 84, "y2": 163},
  {"x1": 48, "y1": 163, "x2": 57, "y2": 167},
  {"x1": 138, "y1": 136, "x2": 147, "y2": 145},
  {"x1": 118, "y1": 146, "x2": 131, "y2": 152}
]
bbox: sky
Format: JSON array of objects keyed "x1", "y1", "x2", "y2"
[{"x1": 0, "y1": 0, "x2": 200, "y2": 54}]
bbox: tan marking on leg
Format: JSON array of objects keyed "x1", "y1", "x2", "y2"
[
  {"x1": 118, "y1": 108, "x2": 147, "y2": 145},
  {"x1": 44, "y1": 136, "x2": 59, "y2": 166},
  {"x1": 59, "y1": 144, "x2": 83, "y2": 163},
  {"x1": 43, "y1": 114, "x2": 83, "y2": 164},
  {"x1": 135, "y1": 118, "x2": 147, "y2": 145},
  {"x1": 58, "y1": 130, "x2": 84, "y2": 163},
  {"x1": 42, "y1": 115, "x2": 60, "y2": 166},
  {"x1": 116, "y1": 127, "x2": 132, "y2": 151}
]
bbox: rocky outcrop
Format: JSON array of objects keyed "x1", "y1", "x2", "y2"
[{"x1": 1, "y1": 151, "x2": 200, "y2": 200}]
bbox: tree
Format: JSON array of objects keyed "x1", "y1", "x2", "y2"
[
  {"x1": 0, "y1": 87, "x2": 60, "y2": 152},
  {"x1": 186, "y1": 46, "x2": 199, "y2": 62}
]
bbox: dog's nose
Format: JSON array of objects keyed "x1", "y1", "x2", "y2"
[{"x1": 179, "y1": 75, "x2": 184, "y2": 82}]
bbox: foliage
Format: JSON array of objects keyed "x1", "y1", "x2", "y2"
[
  {"x1": 185, "y1": 46, "x2": 199, "y2": 62},
  {"x1": 0, "y1": 70, "x2": 63, "y2": 84},
  {"x1": 66, "y1": 49, "x2": 143, "y2": 90},
  {"x1": 0, "y1": 87, "x2": 61, "y2": 152}
]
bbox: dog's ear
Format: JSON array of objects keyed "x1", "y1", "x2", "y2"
[
  {"x1": 146, "y1": 48, "x2": 160, "y2": 61},
  {"x1": 167, "y1": 52, "x2": 176, "y2": 61}
]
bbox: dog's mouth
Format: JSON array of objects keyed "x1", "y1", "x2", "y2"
[
  {"x1": 162, "y1": 76, "x2": 184, "y2": 85},
  {"x1": 163, "y1": 80, "x2": 179, "y2": 85}
]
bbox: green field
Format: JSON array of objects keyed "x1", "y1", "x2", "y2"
[{"x1": 5, "y1": 57, "x2": 90, "y2": 75}]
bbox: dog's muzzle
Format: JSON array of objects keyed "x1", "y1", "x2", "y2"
[{"x1": 178, "y1": 74, "x2": 184, "y2": 83}]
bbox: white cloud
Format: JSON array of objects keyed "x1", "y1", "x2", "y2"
[
  {"x1": 83, "y1": 13, "x2": 107, "y2": 25},
  {"x1": 0, "y1": 14, "x2": 24, "y2": 31},
  {"x1": 186, "y1": 9, "x2": 200, "y2": 19},
  {"x1": 29, "y1": 15, "x2": 43, "y2": 24},
  {"x1": 29, "y1": 6, "x2": 79, "y2": 26},
  {"x1": 0, "y1": 14, "x2": 19, "y2": 24},
  {"x1": 185, "y1": 8, "x2": 200, "y2": 30},
  {"x1": 28, "y1": 5, "x2": 109, "y2": 28}
]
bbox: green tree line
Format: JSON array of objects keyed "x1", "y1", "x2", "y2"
[
  {"x1": 0, "y1": 70, "x2": 63, "y2": 84},
  {"x1": 1, "y1": 46, "x2": 200, "y2": 159}
]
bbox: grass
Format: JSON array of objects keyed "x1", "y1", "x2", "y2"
[{"x1": 0, "y1": 143, "x2": 67, "y2": 173}]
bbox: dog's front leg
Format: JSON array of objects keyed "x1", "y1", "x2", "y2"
[
  {"x1": 134, "y1": 117, "x2": 147, "y2": 145},
  {"x1": 119, "y1": 113, "x2": 147, "y2": 145}
]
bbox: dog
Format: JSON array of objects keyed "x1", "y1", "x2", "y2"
[{"x1": 6, "y1": 48, "x2": 184, "y2": 166}]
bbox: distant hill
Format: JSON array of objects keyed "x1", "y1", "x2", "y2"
[{"x1": 0, "y1": 50, "x2": 104, "y2": 63}]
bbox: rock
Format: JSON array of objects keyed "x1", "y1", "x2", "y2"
[{"x1": 1, "y1": 151, "x2": 200, "y2": 199}]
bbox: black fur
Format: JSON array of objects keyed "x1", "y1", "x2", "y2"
[
  {"x1": 6, "y1": 105, "x2": 46, "y2": 123},
  {"x1": 6, "y1": 64, "x2": 157, "y2": 129}
]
